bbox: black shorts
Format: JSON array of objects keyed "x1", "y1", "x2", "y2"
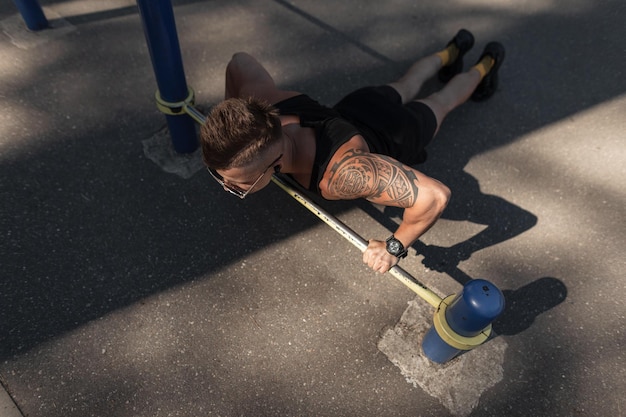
[{"x1": 333, "y1": 85, "x2": 437, "y2": 165}]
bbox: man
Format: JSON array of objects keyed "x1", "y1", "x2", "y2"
[{"x1": 200, "y1": 29, "x2": 505, "y2": 274}]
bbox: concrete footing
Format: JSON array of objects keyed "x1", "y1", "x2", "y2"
[{"x1": 378, "y1": 296, "x2": 508, "y2": 417}]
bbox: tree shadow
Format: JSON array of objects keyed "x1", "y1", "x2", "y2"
[{"x1": 1, "y1": 0, "x2": 616, "y2": 377}]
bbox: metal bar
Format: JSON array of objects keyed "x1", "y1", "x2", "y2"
[
  {"x1": 12, "y1": 0, "x2": 48, "y2": 31},
  {"x1": 270, "y1": 174, "x2": 443, "y2": 308},
  {"x1": 136, "y1": 0, "x2": 198, "y2": 153},
  {"x1": 184, "y1": 103, "x2": 442, "y2": 308},
  {"x1": 183, "y1": 103, "x2": 207, "y2": 125}
]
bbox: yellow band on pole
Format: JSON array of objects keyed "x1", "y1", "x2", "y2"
[
  {"x1": 155, "y1": 87, "x2": 195, "y2": 116},
  {"x1": 432, "y1": 294, "x2": 492, "y2": 350}
]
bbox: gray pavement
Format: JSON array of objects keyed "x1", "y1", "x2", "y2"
[{"x1": 1, "y1": 0, "x2": 625, "y2": 416}]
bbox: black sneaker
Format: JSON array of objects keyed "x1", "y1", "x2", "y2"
[
  {"x1": 471, "y1": 42, "x2": 506, "y2": 101},
  {"x1": 437, "y1": 29, "x2": 475, "y2": 83}
]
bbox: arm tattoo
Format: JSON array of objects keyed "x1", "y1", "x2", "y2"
[{"x1": 327, "y1": 150, "x2": 419, "y2": 208}]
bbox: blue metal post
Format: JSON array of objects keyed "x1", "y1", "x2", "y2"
[
  {"x1": 445, "y1": 280, "x2": 505, "y2": 336},
  {"x1": 136, "y1": 0, "x2": 198, "y2": 154},
  {"x1": 422, "y1": 279, "x2": 505, "y2": 363},
  {"x1": 12, "y1": 0, "x2": 49, "y2": 31}
]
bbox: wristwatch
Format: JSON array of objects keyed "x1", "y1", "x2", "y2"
[{"x1": 385, "y1": 235, "x2": 408, "y2": 259}]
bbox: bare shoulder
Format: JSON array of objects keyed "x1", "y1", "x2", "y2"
[
  {"x1": 225, "y1": 52, "x2": 301, "y2": 104},
  {"x1": 267, "y1": 89, "x2": 302, "y2": 106}
]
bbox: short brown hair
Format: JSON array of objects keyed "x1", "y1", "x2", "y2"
[{"x1": 200, "y1": 97, "x2": 282, "y2": 170}]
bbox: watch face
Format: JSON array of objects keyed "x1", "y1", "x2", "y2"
[
  {"x1": 386, "y1": 236, "x2": 407, "y2": 258},
  {"x1": 388, "y1": 240, "x2": 401, "y2": 253}
]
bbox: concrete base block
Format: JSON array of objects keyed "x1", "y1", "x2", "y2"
[
  {"x1": 378, "y1": 297, "x2": 508, "y2": 417},
  {"x1": 142, "y1": 126, "x2": 203, "y2": 179}
]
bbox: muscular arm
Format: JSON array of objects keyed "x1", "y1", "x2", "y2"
[{"x1": 325, "y1": 150, "x2": 450, "y2": 272}]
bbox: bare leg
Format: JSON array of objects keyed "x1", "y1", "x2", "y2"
[
  {"x1": 418, "y1": 68, "x2": 482, "y2": 133},
  {"x1": 387, "y1": 54, "x2": 443, "y2": 104},
  {"x1": 388, "y1": 53, "x2": 482, "y2": 134}
]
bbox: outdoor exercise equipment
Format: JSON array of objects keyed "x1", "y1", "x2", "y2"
[
  {"x1": 270, "y1": 173, "x2": 504, "y2": 363},
  {"x1": 136, "y1": 0, "x2": 197, "y2": 153},
  {"x1": 135, "y1": 0, "x2": 505, "y2": 363},
  {"x1": 11, "y1": 0, "x2": 48, "y2": 31}
]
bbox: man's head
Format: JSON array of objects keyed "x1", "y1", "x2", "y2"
[
  {"x1": 200, "y1": 97, "x2": 282, "y2": 171},
  {"x1": 201, "y1": 97, "x2": 284, "y2": 198}
]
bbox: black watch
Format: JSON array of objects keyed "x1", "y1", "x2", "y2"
[{"x1": 385, "y1": 235, "x2": 407, "y2": 259}]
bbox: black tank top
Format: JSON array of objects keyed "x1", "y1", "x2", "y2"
[{"x1": 273, "y1": 95, "x2": 362, "y2": 193}]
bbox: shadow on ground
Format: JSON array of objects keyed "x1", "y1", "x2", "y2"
[{"x1": 0, "y1": 1, "x2": 621, "y2": 403}]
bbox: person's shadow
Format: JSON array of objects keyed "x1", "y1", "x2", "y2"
[
  {"x1": 358, "y1": 169, "x2": 538, "y2": 284},
  {"x1": 415, "y1": 171, "x2": 538, "y2": 280}
]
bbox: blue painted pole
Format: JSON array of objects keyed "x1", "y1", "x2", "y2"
[
  {"x1": 136, "y1": 0, "x2": 198, "y2": 153},
  {"x1": 12, "y1": 0, "x2": 49, "y2": 31},
  {"x1": 422, "y1": 279, "x2": 505, "y2": 363},
  {"x1": 421, "y1": 324, "x2": 461, "y2": 363}
]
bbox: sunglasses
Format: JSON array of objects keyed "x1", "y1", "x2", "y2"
[{"x1": 207, "y1": 154, "x2": 283, "y2": 199}]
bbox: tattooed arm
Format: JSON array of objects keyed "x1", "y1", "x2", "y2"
[{"x1": 323, "y1": 149, "x2": 450, "y2": 273}]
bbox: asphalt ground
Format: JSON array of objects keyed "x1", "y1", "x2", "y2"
[{"x1": 1, "y1": 0, "x2": 625, "y2": 416}]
